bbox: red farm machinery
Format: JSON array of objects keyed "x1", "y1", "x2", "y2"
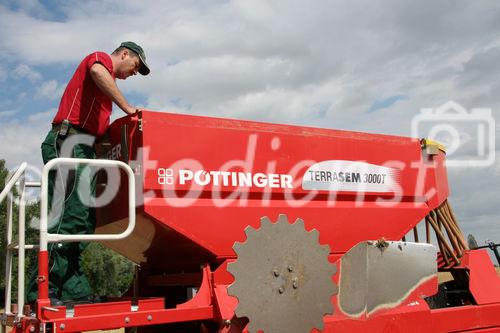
[{"x1": 2, "y1": 111, "x2": 500, "y2": 332}]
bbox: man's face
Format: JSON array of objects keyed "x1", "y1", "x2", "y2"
[{"x1": 117, "y1": 50, "x2": 140, "y2": 80}]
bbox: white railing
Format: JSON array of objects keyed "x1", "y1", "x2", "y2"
[
  {"x1": 0, "y1": 162, "x2": 33, "y2": 320},
  {"x1": 1, "y1": 158, "x2": 135, "y2": 323},
  {"x1": 40, "y1": 158, "x2": 136, "y2": 249},
  {"x1": 0, "y1": 162, "x2": 27, "y2": 203}
]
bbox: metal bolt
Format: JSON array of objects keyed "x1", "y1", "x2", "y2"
[
  {"x1": 59, "y1": 324, "x2": 65, "y2": 330},
  {"x1": 278, "y1": 287, "x2": 284, "y2": 294},
  {"x1": 147, "y1": 315, "x2": 152, "y2": 321},
  {"x1": 292, "y1": 277, "x2": 299, "y2": 289},
  {"x1": 288, "y1": 266, "x2": 294, "y2": 272},
  {"x1": 273, "y1": 269, "x2": 280, "y2": 277},
  {"x1": 125, "y1": 317, "x2": 130, "y2": 324},
  {"x1": 29, "y1": 326, "x2": 35, "y2": 332}
]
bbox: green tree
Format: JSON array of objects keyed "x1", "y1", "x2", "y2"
[{"x1": 82, "y1": 243, "x2": 135, "y2": 297}]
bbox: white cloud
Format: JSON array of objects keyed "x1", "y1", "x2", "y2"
[
  {"x1": 0, "y1": 109, "x2": 53, "y2": 197},
  {"x1": 12, "y1": 64, "x2": 42, "y2": 82},
  {"x1": 0, "y1": 112, "x2": 52, "y2": 169},
  {"x1": 27, "y1": 109, "x2": 54, "y2": 122},
  {"x1": 36, "y1": 80, "x2": 64, "y2": 100},
  {"x1": 0, "y1": 110, "x2": 17, "y2": 117}
]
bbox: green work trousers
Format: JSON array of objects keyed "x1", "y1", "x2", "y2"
[{"x1": 27, "y1": 129, "x2": 96, "y2": 302}]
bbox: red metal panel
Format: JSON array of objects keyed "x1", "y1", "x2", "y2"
[
  {"x1": 73, "y1": 300, "x2": 133, "y2": 317},
  {"x1": 325, "y1": 304, "x2": 433, "y2": 333},
  {"x1": 430, "y1": 303, "x2": 500, "y2": 332},
  {"x1": 325, "y1": 303, "x2": 500, "y2": 333},
  {"x1": 52, "y1": 307, "x2": 215, "y2": 332},
  {"x1": 137, "y1": 298, "x2": 166, "y2": 311},
  {"x1": 145, "y1": 201, "x2": 428, "y2": 257},
  {"x1": 462, "y1": 250, "x2": 500, "y2": 304},
  {"x1": 140, "y1": 111, "x2": 427, "y2": 198},
  {"x1": 37, "y1": 250, "x2": 49, "y2": 300},
  {"x1": 96, "y1": 111, "x2": 449, "y2": 269},
  {"x1": 140, "y1": 111, "x2": 440, "y2": 257}
]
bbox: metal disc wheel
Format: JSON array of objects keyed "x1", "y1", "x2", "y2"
[{"x1": 227, "y1": 214, "x2": 337, "y2": 333}]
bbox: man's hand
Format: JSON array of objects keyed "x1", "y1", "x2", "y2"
[
  {"x1": 128, "y1": 108, "x2": 146, "y2": 117},
  {"x1": 125, "y1": 105, "x2": 138, "y2": 115}
]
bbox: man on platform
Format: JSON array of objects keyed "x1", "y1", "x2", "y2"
[{"x1": 27, "y1": 41, "x2": 150, "y2": 305}]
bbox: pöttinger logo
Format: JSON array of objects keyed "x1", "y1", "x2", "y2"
[
  {"x1": 158, "y1": 168, "x2": 174, "y2": 185},
  {"x1": 411, "y1": 101, "x2": 495, "y2": 167}
]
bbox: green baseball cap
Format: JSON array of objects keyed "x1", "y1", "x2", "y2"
[{"x1": 117, "y1": 41, "x2": 150, "y2": 75}]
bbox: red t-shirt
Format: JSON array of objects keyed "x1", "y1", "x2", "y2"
[{"x1": 53, "y1": 52, "x2": 114, "y2": 136}]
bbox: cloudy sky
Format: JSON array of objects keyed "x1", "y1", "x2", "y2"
[{"x1": 0, "y1": 0, "x2": 499, "y2": 252}]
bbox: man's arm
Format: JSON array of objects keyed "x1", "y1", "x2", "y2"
[{"x1": 89, "y1": 63, "x2": 137, "y2": 115}]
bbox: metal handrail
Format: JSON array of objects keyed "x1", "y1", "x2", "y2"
[
  {"x1": 0, "y1": 162, "x2": 27, "y2": 204},
  {"x1": 4, "y1": 190, "x2": 13, "y2": 317},
  {"x1": 38, "y1": 157, "x2": 136, "y2": 301},
  {"x1": 40, "y1": 158, "x2": 136, "y2": 248},
  {"x1": 17, "y1": 172, "x2": 26, "y2": 320},
  {"x1": 1, "y1": 163, "x2": 28, "y2": 319}
]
